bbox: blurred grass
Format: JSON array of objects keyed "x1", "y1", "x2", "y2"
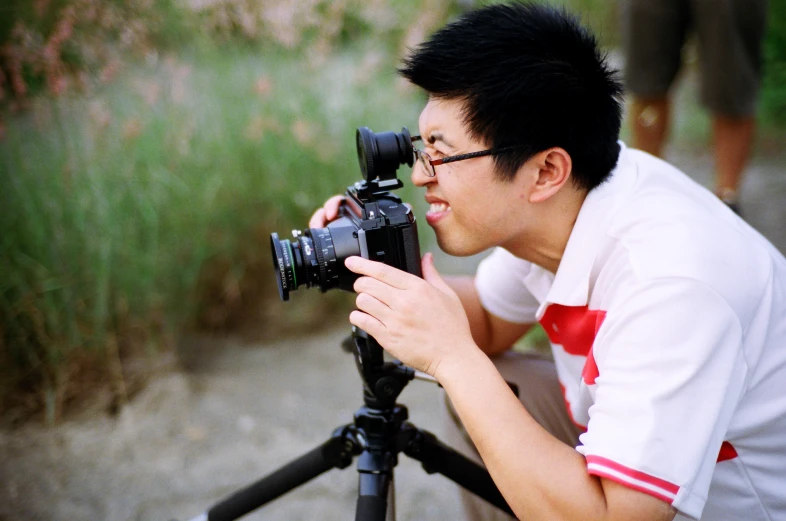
[{"x1": 0, "y1": 42, "x2": 427, "y2": 421}]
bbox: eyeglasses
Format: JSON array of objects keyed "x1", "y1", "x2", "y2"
[{"x1": 411, "y1": 135, "x2": 525, "y2": 177}]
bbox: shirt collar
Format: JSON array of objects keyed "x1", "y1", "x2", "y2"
[{"x1": 533, "y1": 142, "x2": 637, "y2": 313}]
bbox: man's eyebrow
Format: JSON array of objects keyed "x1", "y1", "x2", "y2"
[{"x1": 426, "y1": 131, "x2": 452, "y2": 147}]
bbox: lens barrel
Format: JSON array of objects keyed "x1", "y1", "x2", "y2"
[
  {"x1": 270, "y1": 224, "x2": 359, "y2": 301},
  {"x1": 270, "y1": 231, "x2": 327, "y2": 301},
  {"x1": 270, "y1": 233, "x2": 295, "y2": 301}
]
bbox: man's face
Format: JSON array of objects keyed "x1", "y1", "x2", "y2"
[{"x1": 412, "y1": 98, "x2": 533, "y2": 257}]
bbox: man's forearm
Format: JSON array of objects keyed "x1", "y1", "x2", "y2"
[{"x1": 436, "y1": 346, "x2": 676, "y2": 521}]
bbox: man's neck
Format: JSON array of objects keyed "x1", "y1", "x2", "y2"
[{"x1": 504, "y1": 187, "x2": 587, "y2": 274}]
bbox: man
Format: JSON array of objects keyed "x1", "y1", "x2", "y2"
[{"x1": 311, "y1": 3, "x2": 786, "y2": 520}]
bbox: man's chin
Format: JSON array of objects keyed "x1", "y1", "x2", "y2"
[{"x1": 434, "y1": 236, "x2": 486, "y2": 258}]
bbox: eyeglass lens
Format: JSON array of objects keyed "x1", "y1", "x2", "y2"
[{"x1": 415, "y1": 149, "x2": 435, "y2": 177}]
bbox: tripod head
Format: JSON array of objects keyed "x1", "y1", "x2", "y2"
[{"x1": 348, "y1": 327, "x2": 415, "y2": 409}]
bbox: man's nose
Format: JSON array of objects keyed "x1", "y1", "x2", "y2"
[{"x1": 410, "y1": 161, "x2": 433, "y2": 187}]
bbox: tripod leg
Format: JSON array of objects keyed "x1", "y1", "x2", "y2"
[
  {"x1": 387, "y1": 475, "x2": 396, "y2": 521},
  {"x1": 194, "y1": 429, "x2": 357, "y2": 521},
  {"x1": 401, "y1": 425, "x2": 515, "y2": 518},
  {"x1": 355, "y1": 470, "x2": 392, "y2": 521}
]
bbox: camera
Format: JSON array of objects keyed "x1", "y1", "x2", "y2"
[{"x1": 270, "y1": 127, "x2": 422, "y2": 301}]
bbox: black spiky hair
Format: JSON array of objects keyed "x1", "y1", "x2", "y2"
[{"x1": 398, "y1": 1, "x2": 623, "y2": 190}]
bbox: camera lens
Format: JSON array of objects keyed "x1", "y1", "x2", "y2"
[
  {"x1": 270, "y1": 224, "x2": 360, "y2": 301},
  {"x1": 270, "y1": 232, "x2": 301, "y2": 301},
  {"x1": 356, "y1": 127, "x2": 414, "y2": 181}
]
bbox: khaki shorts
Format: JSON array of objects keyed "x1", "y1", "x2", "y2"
[
  {"x1": 620, "y1": 0, "x2": 769, "y2": 117},
  {"x1": 442, "y1": 350, "x2": 584, "y2": 521}
]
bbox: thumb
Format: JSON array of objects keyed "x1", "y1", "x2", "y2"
[{"x1": 421, "y1": 252, "x2": 450, "y2": 291}]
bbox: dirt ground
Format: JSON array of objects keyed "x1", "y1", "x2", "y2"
[
  {"x1": 0, "y1": 147, "x2": 784, "y2": 521},
  {"x1": 0, "y1": 328, "x2": 466, "y2": 521}
]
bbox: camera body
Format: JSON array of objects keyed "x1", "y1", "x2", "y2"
[
  {"x1": 334, "y1": 179, "x2": 422, "y2": 289},
  {"x1": 271, "y1": 127, "x2": 422, "y2": 301}
]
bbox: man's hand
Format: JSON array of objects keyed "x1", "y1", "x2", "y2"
[
  {"x1": 345, "y1": 252, "x2": 478, "y2": 380},
  {"x1": 308, "y1": 195, "x2": 345, "y2": 228}
]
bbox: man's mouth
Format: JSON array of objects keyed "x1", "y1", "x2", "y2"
[
  {"x1": 425, "y1": 200, "x2": 451, "y2": 225},
  {"x1": 428, "y1": 202, "x2": 450, "y2": 213}
]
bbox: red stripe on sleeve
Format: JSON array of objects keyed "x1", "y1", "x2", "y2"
[
  {"x1": 587, "y1": 465, "x2": 676, "y2": 504},
  {"x1": 586, "y1": 455, "x2": 680, "y2": 495}
]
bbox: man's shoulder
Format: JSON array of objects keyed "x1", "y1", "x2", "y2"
[{"x1": 596, "y1": 198, "x2": 777, "y2": 322}]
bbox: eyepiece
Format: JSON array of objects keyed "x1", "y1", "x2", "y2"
[{"x1": 356, "y1": 127, "x2": 414, "y2": 181}]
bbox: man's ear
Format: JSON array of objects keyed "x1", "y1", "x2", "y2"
[{"x1": 528, "y1": 147, "x2": 573, "y2": 204}]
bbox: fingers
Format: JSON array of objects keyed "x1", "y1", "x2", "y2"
[
  {"x1": 308, "y1": 195, "x2": 345, "y2": 228},
  {"x1": 350, "y1": 283, "x2": 395, "y2": 350},
  {"x1": 354, "y1": 275, "x2": 401, "y2": 307},
  {"x1": 308, "y1": 208, "x2": 326, "y2": 228},
  {"x1": 349, "y1": 309, "x2": 385, "y2": 339},
  {"x1": 345, "y1": 256, "x2": 413, "y2": 290},
  {"x1": 355, "y1": 290, "x2": 392, "y2": 319},
  {"x1": 324, "y1": 195, "x2": 345, "y2": 220}
]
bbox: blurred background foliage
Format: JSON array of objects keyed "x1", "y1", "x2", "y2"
[
  {"x1": 0, "y1": 0, "x2": 784, "y2": 423},
  {"x1": 763, "y1": 0, "x2": 786, "y2": 127},
  {"x1": 0, "y1": 0, "x2": 453, "y2": 423}
]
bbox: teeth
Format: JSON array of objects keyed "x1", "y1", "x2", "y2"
[{"x1": 429, "y1": 202, "x2": 449, "y2": 213}]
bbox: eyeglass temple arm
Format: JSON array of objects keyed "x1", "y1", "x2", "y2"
[{"x1": 440, "y1": 149, "x2": 496, "y2": 165}]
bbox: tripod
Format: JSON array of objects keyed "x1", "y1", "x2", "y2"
[{"x1": 186, "y1": 327, "x2": 514, "y2": 521}]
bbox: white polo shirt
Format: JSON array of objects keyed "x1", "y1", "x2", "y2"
[{"x1": 475, "y1": 143, "x2": 786, "y2": 520}]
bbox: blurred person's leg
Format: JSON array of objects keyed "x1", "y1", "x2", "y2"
[
  {"x1": 621, "y1": 0, "x2": 690, "y2": 157},
  {"x1": 441, "y1": 350, "x2": 583, "y2": 521},
  {"x1": 713, "y1": 115, "x2": 756, "y2": 210},
  {"x1": 691, "y1": 0, "x2": 768, "y2": 211},
  {"x1": 629, "y1": 97, "x2": 671, "y2": 157}
]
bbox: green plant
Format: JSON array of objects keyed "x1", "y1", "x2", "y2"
[
  {"x1": 762, "y1": 0, "x2": 786, "y2": 127},
  {"x1": 0, "y1": 43, "x2": 428, "y2": 421}
]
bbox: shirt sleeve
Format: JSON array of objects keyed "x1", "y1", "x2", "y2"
[
  {"x1": 576, "y1": 277, "x2": 747, "y2": 520},
  {"x1": 474, "y1": 247, "x2": 540, "y2": 324}
]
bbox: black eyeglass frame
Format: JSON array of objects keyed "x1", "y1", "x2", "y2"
[{"x1": 411, "y1": 135, "x2": 526, "y2": 177}]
